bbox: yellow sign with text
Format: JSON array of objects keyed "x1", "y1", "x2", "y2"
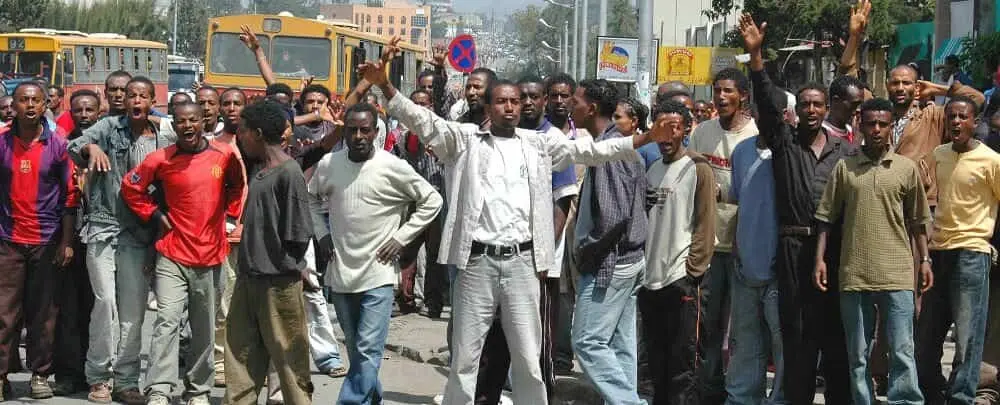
[{"x1": 657, "y1": 47, "x2": 742, "y2": 85}]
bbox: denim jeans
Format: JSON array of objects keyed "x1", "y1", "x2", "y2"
[
  {"x1": 841, "y1": 290, "x2": 922, "y2": 405},
  {"x1": 704, "y1": 252, "x2": 733, "y2": 402},
  {"x1": 330, "y1": 285, "x2": 394, "y2": 405},
  {"x1": 725, "y1": 272, "x2": 785, "y2": 405},
  {"x1": 917, "y1": 249, "x2": 992, "y2": 404},
  {"x1": 571, "y1": 262, "x2": 646, "y2": 405},
  {"x1": 305, "y1": 288, "x2": 344, "y2": 371}
]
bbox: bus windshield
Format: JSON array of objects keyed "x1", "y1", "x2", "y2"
[
  {"x1": 271, "y1": 36, "x2": 331, "y2": 80},
  {"x1": 0, "y1": 51, "x2": 54, "y2": 78},
  {"x1": 208, "y1": 33, "x2": 270, "y2": 76},
  {"x1": 168, "y1": 65, "x2": 198, "y2": 92}
]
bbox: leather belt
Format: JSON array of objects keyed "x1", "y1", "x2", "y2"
[
  {"x1": 779, "y1": 225, "x2": 815, "y2": 236},
  {"x1": 471, "y1": 241, "x2": 533, "y2": 258}
]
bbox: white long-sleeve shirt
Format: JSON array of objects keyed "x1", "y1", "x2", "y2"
[
  {"x1": 308, "y1": 149, "x2": 443, "y2": 293},
  {"x1": 386, "y1": 92, "x2": 640, "y2": 272}
]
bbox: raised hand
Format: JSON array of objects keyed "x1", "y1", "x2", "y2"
[
  {"x1": 849, "y1": 0, "x2": 872, "y2": 37},
  {"x1": 738, "y1": 13, "x2": 767, "y2": 54},
  {"x1": 647, "y1": 115, "x2": 680, "y2": 144},
  {"x1": 239, "y1": 24, "x2": 260, "y2": 51},
  {"x1": 299, "y1": 75, "x2": 315, "y2": 92},
  {"x1": 357, "y1": 60, "x2": 389, "y2": 87},
  {"x1": 381, "y1": 36, "x2": 402, "y2": 64},
  {"x1": 430, "y1": 44, "x2": 447, "y2": 68}
]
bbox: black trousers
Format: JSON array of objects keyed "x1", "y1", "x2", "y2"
[
  {"x1": 474, "y1": 277, "x2": 559, "y2": 404},
  {"x1": 638, "y1": 276, "x2": 704, "y2": 405},
  {"x1": 776, "y1": 235, "x2": 851, "y2": 405},
  {"x1": 53, "y1": 239, "x2": 93, "y2": 385}
]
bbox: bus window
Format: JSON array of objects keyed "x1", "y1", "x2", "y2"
[
  {"x1": 0, "y1": 52, "x2": 54, "y2": 78},
  {"x1": 336, "y1": 37, "x2": 346, "y2": 94},
  {"x1": 119, "y1": 48, "x2": 129, "y2": 70},
  {"x1": 389, "y1": 51, "x2": 403, "y2": 89},
  {"x1": 272, "y1": 36, "x2": 331, "y2": 80},
  {"x1": 55, "y1": 56, "x2": 63, "y2": 86},
  {"x1": 104, "y1": 47, "x2": 111, "y2": 70},
  {"x1": 209, "y1": 33, "x2": 270, "y2": 76},
  {"x1": 62, "y1": 50, "x2": 74, "y2": 85},
  {"x1": 350, "y1": 46, "x2": 365, "y2": 90},
  {"x1": 133, "y1": 48, "x2": 140, "y2": 71}
]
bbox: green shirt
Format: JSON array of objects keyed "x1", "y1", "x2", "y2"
[{"x1": 815, "y1": 150, "x2": 931, "y2": 292}]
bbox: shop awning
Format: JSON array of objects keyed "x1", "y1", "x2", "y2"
[{"x1": 933, "y1": 37, "x2": 966, "y2": 67}]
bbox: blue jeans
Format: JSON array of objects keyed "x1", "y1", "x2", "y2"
[
  {"x1": 725, "y1": 271, "x2": 786, "y2": 405},
  {"x1": 330, "y1": 285, "x2": 394, "y2": 405},
  {"x1": 917, "y1": 249, "x2": 992, "y2": 405},
  {"x1": 571, "y1": 262, "x2": 646, "y2": 405},
  {"x1": 841, "y1": 290, "x2": 922, "y2": 405},
  {"x1": 704, "y1": 252, "x2": 733, "y2": 401}
]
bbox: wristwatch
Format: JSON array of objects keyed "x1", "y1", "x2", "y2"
[{"x1": 920, "y1": 256, "x2": 932, "y2": 264}]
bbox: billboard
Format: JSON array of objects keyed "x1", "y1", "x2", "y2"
[
  {"x1": 595, "y1": 36, "x2": 659, "y2": 82},
  {"x1": 656, "y1": 47, "x2": 742, "y2": 85}
]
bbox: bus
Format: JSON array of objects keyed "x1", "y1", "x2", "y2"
[
  {"x1": 168, "y1": 54, "x2": 203, "y2": 101},
  {"x1": 0, "y1": 29, "x2": 169, "y2": 111},
  {"x1": 204, "y1": 13, "x2": 426, "y2": 99}
]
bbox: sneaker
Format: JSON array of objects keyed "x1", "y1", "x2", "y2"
[
  {"x1": 112, "y1": 388, "x2": 147, "y2": 405},
  {"x1": 498, "y1": 392, "x2": 513, "y2": 405},
  {"x1": 214, "y1": 371, "x2": 225, "y2": 387},
  {"x1": 30, "y1": 374, "x2": 53, "y2": 399},
  {"x1": 147, "y1": 295, "x2": 158, "y2": 311},
  {"x1": 88, "y1": 383, "x2": 112, "y2": 403},
  {"x1": 186, "y1": 394, "x2": 209, "y2": 405},
  {"x1": 52, "y1": 380, "x2": 88, "y2": 396},
  {"x1": 147, "y1": 392, "x2": 170, "y2": 405},
  {"x1": 325, "y1": 366, "x2": 348, "y2": 378},
  {"x1": 432, "y1": 394, "x2": 444, "y2": 405}
]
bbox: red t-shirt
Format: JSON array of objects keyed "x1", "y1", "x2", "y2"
[
  {"x1": 121, "y1": 140, "x2": 246, "y2": 267},
  {"x1": 55, "y1": 111, "x2": 74, "y2": 136}
]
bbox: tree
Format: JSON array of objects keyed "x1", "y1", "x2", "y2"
[
  {"x1": 0, "y1": 0, "x2": 52, "y2": 31},
  {"x1": 960, "y1": 33, "x2": 1000, "y2": 88},
  {"x1": 41, "y1": 0, "x2": 168, "y2": 42},
  {"x1": 166, "y1": 0, "x2": 209, "y2": 57},
  {"x1": 254, "y1": 0, "x2": 320, "y2": 18}
]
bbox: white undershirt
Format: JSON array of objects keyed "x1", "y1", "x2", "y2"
[{"x1": 472, "y1": 136, "x2": 532, "y2": 245}]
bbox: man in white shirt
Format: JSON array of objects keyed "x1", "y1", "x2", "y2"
[
  {"x1": 358, "y1": 37, "x2": 668, "y2": 405},
  {"x1": 308, "y1": 102, "x2": 442, "y2": 404}
]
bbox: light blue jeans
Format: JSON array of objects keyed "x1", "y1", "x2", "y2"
[
  {"x1": 330, "y1": 285, "x2": 394, "y2": 405},
  {"x1": 841, "y1": 290, "x2": 922, "y2": 405},
  {"x1": 725, "y1": 272, "x2": 786, "y2": 405},
  {"x1": 571, "y1": 261, "x2": 646, "y2": 405}
]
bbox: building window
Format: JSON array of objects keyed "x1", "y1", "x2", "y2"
[
  {"x1": 377, "y1": 28, "x2": 382, "y2": 35},
  {"x1": 389, "y1": 16, "x2": 394, "y2": 24},
  {"x1": 401, "y1": 16, "x2": 406, "y2": 25},
  {"x1": 366, "y1": 27, "x2": 371, "y2": 32},
  {"x1": 389, "y1": 28, "x2": 394, "y2": 35},
  {"x1": 377, "y1": 15, "x2": 383, "y2": 23},
  {"x1": 366, "y1": 15, "x2": 371, "y2": 23}
]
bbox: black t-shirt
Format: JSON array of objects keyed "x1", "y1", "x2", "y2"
[{"x1": 238, "y1": 159, "x2": 314, "y2": 276}]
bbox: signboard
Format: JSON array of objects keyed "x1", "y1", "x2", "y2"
[
  {"x1": 447, "y1": 34, "x2": 477, "y2": 73},
  {"x1": 656, "y1": 46, "x2": 741, "y2": 85},
  {"x1": 595, "y1": 36, "x2": 659, "y2": 82}
]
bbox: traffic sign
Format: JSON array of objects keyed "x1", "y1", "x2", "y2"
[{"x1": 447, "y1": 34, "x2": 477, "y2": 73}]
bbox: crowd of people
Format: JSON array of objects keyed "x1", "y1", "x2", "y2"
[{"x1": 1, "y1": 2, "x2": 1000, "y2": 405}]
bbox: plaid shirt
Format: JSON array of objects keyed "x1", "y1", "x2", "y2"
[{"x1": 575, "y1": 124, "x2": 648, "y2": 288}]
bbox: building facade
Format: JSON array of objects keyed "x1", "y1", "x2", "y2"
[{"x1": 321, "y1": 0, "x2": 432, "y2": 52}]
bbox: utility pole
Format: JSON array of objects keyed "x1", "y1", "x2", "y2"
[
  {"x1": 572, "y1": 0, "x2": 580, "y2": 79},
  {"x1": 598, "y1": 0, "x2": 607, "y2": 36},
  {"x1": 578, "y1": 0, "x2": 588, "y2": 79},
  {"x1": 564, "y1": 21, "x2": 570, "y2": 75},
  {"x1": 636, "y1": 0, "x2": 652, "y2": 107},
  {"x1": 172, "y1": 0, "x2": 178, "y2": 54}
]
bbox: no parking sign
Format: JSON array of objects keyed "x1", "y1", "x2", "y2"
[{"x1": 447, "y1": 34, "x2": 477, "y2": 73}]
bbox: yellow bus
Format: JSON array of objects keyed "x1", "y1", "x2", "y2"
[
  {"x1": 204, "y1": 13, "x2": 426, "y2": 99},
  {"x1": 0, "y1": 29, "x2": 169, "y2": 111}
]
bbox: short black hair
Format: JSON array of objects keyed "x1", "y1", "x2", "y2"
[
  {"x1": 13, "y1": 81, "x2": 45, "y2": 97},
  {"x1": 796, "y1": 82, "x2": 828, "y2": 101},
  {"x1": 470, "y1": 68, "x2": 498, "y2": 83},
  {"x1": 829, "y1": 75, "x2": 865, "y2": 102},
  {"x1": 891, "y1": 64, "x2": 919, "y2": 79},
  {"x1": 265, "y1": 83, "x2": 294, "y2": 98},
  {"x1": 69, "y1": 89, "x2": 100, "y2": 105},
  {"x1": 410, "y1": 89, "x2": 432, "y2": 100},
  {"x1": 517, "y1": 75, "x2": 544, "y2": 85},
  {"x1": 343, "y1": 102, "x2": 379, "y2": 129},
  {"x1": 578, "y1": 79, "x2": 619, "y2": 118},
  {"x1": 418, "y1": 70, "x2": 436, "y2": 82},
  {"x1": 196, "y1": 85, "x2": 219, "y2": 98},
  {"x1": 946, "y1": 95, "x2": 981, "y2": 116},
  {"x1": 172, "y1": 100, "x2": 204, "y2": 116},
  {"x1": 544, "y1": 73, "x2": 576, "y2": 95},
  {"x1": 713, "y1": 68, "x2": 750, "y2": 94},
  {"x1": 299, "y1": 84, "x2": 331, "y2": 106},
  {"x1": 652, "y1": 99, "x2": 692, "y2": 128},
  {"x1": 105, "y1": 70, "x2": 132, "y2": 86},
  {"x1": 48, "y1": 85, "x2": 64, "y2": 97},
  {"x1": 656, "y1": 90, "x2": 691, "y2": 106},
  {"x1": 127, "y1": 76, "x2": 156, "y2": 96},
  {"x1": 859, "y1": 98, "x2": 893, "y2": 117},
  {"x1": 618, "y1": 98, "x2": 649, "y2": 132},
  {"x1": 221, "y1": 87, "x2": 246, "y2": 100},
  {"x1": 483, "y1": 80, "x2": 520, "y2": 105},
  {"x1": 170, "y1": 92, "x2": 192, "y2": 104},
  {"x1": 240, "y1": 100, "x2": 288, "y2": 145}
]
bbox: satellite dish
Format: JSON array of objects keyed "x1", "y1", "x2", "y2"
[{"x1": 277, "y1": 11, "x2": 294, "y2": 17}]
